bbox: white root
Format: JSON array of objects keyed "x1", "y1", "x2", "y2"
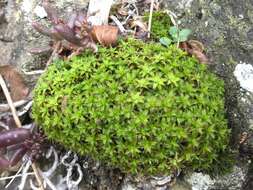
[
  {"x1": 23, "y1": 70, "x2": 45, "y2": 75},
  {"x1": 0, "y1": 121, "x2": 9, "y2": 130},
  {"x1": 30, "y1": 146, "x2": 59, "y2": 190},
  {"x1": 0, "y1": 172, "x2": 34, "y2": 181},
  {"x1": 66, "y1": 163, "x2": 83, "y2": 189},
  {"x1": 5, "y1": 161, "x2": 26, "y2": 188},
  {"x1": 0, "y1": 99, "x2": 29, "y2": 112},
  {"x1": 57, "y1": 151, "x2": 83, "y2": 190},
  {"x1": 18, "y1": 160, "x2": 32, "y2": 190},
  {"x1": 43, "y1": 147, "x2": 59, "y2": 178},
  {"x1": 17, "y1": 101, "x2": 33, "y2": 116},
  {"x1": 110, "y1": 15, "x2": 126, "y2": 33}
]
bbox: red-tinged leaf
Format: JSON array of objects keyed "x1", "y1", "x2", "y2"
[
  {"x1": 130, "y1": 20, "x2": 148, "y2": 32},
  {"x1": 0, "y1": 65, "x2": 29, "y2": 101},
  {"x1": 0, "y1": 156, "x2": 10, "y2": 169},
  {"x1": 188, "y1": 40, "x2": 205, "y2": 52},
  {"x1": 91, "y1": 25, "x2": 118, "y2": 46},
  {"x1": 32, "y1": 22, "x2": 62, "y2": 40},
  {"x1": 190, "y1": 49, "x2": 209, "y2": 64},
  {"x1": 54, "y1": 24, "x2": 82, "y2": 46},
  {"x1": 10, "y1": 147, "x2": 27, "y2": 167},
  {"x1": 179, "y1": 41, "x2": 188, "y2": 51},
  {"x1": 179, "y1": 41, "x2": 209, "y2": 64},
  {"x1": 32, "y1": 22, "x2": 52, "y2": 37}
]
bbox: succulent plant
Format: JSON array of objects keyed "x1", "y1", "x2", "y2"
[{"x1": 31, "y1": 1, "x2": 102, "y2": 54}]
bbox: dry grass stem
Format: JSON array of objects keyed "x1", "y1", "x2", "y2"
[{"x1": 147, "y1": 0, "x2": 154, "y2": 38}]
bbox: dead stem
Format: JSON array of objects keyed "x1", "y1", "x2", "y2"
[{"x1": 147, "y1": 0, "x2": 154, "y2": 38}]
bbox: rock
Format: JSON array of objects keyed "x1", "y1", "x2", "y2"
[
  {"x1": 234, "y1": 63, "x2": 253, "y2": 92},
  {"x1": 185, "y1": 172, "x2": 214, "y2": 190},
  {"x1": 120, "y1": 174, "x2": 177, "y2": 190},
  {"x1": 0, "y1": 0, "x2": 253, "y2": 189},
  {"x1": 0, "y1": 0, "x2": 89, "y2": 83},
  {"x1": 171, "y1": 165, "x2": 248, "y2": 190},
  {"x1": 210, "y1": 166, "x2": 248, "y2": 190}
]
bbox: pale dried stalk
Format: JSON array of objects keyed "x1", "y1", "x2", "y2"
[
  {"x1": 148, "y1": 0, "x2": 154, "y2": 38},
  {"x1": 88, "y1": 0, "x2": 114, "y2": 25},
  {"x1": 0, "y1": 74, "x2": 45, "y2": 190}
]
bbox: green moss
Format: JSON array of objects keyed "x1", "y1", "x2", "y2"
[
  {"x1": 144, "y1": 11, "x2": 172, "y2": 40},
  {"x1": 33, "y1": 38, "x2": 230, "y2": 175}
]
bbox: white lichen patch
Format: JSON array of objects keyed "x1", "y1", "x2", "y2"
[
  {"x1": 177, "y1": 0, "x2": 195, "y2": 10},
  {"x1": 34, "y1": 5, "x2": 47, "y2": 18},
  {"x1": 21, "y1": 0, "x2": 33, "y2": 14},
  {"x1": 234, "y1": 62, "x2": 253, "y2": 92},
  {"x1": 186, "y1": 172, "x2": 214, "y2": 190}
]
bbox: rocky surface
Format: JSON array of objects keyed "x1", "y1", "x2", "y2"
[
  {"x1": 0, "y1": 0, "x2": 252, "y2": 190},
  {"x1": 163, "y1": 0, "x2": 253, "y2": 190}
]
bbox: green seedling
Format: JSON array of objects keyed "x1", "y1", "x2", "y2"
[{"x1": 160, "y1": 26, "x2": 192, "y2": 47}]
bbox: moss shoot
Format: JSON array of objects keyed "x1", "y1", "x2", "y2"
[
  {"x1": 144, "y1": 11, "x2": 172, "y2": 39},
  {"x1": 33, "y1": 39, "x2": 230, "y2": 175}
]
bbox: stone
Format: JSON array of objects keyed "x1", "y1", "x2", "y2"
[
  {"x1": 0, "y1": 0, "x2": 253, "y2": 189},
  {"x1": 234, "y1": 63, "x2": 253, "y2": 92},
  {"x1": 186, "y1": 172, "x2": 214, "y2": 190}
]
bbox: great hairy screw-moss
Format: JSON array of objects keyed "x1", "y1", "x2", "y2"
[{"x1": 33, "y1": 38, "x2": 230, "y2": 175}]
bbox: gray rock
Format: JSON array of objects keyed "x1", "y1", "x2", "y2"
[
  {"x1": 1, "y1": 0, "x2": 253, "y2": 189},
  {"x1": 210, "y1": 166, "x2": 248, "y2": 190},
  {"x1": 185, "y1": 172, "x2": 214, "y2": 190}
]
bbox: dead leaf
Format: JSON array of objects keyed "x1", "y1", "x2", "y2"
[
  {"x1": 61, "y1": 96, "x2": 68, "y2": 112},
  {"x1": 190, "y1": 49, "x2": 209, "y2": 64},
  {"x1": 179, "y1": 41, "x2": 209, "y2": 64},
  {"x1": 129, "y1": 20, "x2": 148, "y2": 31},
  {"x1": 0, "y1": 65, "x2": 29, "y2": 101},
  {"x1": 239, "y1": 132, "x2": 248, "y2": 144},
  {"x1": 188, "y1": 40, "x2": 205, "y2": 52},
  {"x1": 91, "y1": 25, "x2": 118, "y2": 46},
  {"x1": 117, "y1": 7, "x2": 128, "y2": 16}
]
